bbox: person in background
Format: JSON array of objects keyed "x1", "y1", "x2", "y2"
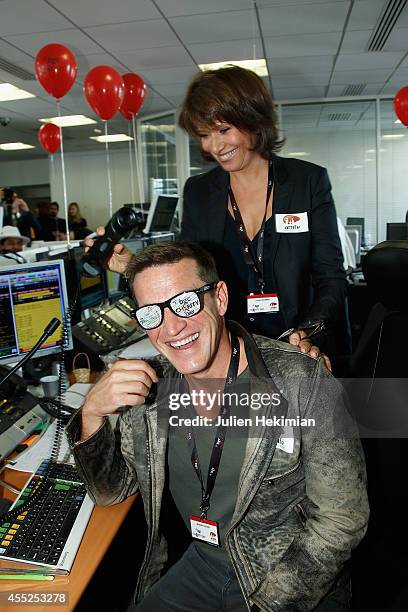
[
  {"x1": 38, "y1": 201, "x2": 68, "y2": 241},
  {"x1": 1, "y1": 188, "x2": 42, "y2": 240},
  {"x1": 0, "y1": 225, "x2": 28, "y2": 264},
  {"x1": 177, "y1": 66, "x2": 348, "y2": 371},
  {"x1": 67, "y1": 240, "x2": 368, "y2": 612},
  {"x1": 68, "y1": 202, "x2": 92, "y2": 239},
  {"x1": 68, "y1": 202, "x2": 87, "y2": 230}
]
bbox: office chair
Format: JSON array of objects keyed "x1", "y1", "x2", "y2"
[{"x1": 349, "y1": 241, "x2": 408, "y2": 610}]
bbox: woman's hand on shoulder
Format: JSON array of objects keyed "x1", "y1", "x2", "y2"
[{"x1": 288, "y1": 330, "x2": 332, "y2": 372}]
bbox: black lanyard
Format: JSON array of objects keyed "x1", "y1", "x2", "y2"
[
  {"x1": 228, "y1": 160, "x2": 274, "y2": 294},
  {"x1": 185, "y1": 333, "x2": 240, "y2": 519}
]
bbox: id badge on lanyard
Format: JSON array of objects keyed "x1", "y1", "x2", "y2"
[
  {"x1": 185, "y1": 333, "x2": 240, "y2": 547},
  {"x1": 247, "y1": 292, "x2": 279, "y2": 314}
]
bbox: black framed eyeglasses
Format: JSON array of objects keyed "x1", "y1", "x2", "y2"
[{"x1": 133, "y1": 282, "x2": 218, "y2": 330}]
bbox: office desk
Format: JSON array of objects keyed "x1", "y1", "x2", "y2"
[{"x1": 0, "y1": 467, "x2": 137, "y2": 611}]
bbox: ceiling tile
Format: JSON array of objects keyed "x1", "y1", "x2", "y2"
[
  {"x1": 273, "y1": 72, "x2": 331, "y2": 87},
  {"x1": 3, "y1": 28, "x2": 104, "y2": 57},
  {"x1": 169, "y1": 9, "x2": 254, "y2": 44},
  {"x1": 327, "y1": 83, "x2": 382, "y2": 97},
  {"x1": 188, "y1": 39, "x2": 260, "y2": 64},
  {"x1": 268, "y1": 55, "x2": 334, "y2": 75},
  {"x1": 384, "y1": 28, "x2": 408, "y2": 52},
  {"x1": 75, "y1": 53, "x2": 126, "y2": 77},
  {"x1": 347, "y1": 0, "x2": 385, "y2": 30},
  {"x1": 265, "y1": 33, "x2": 342, "y2": 58},
  {"x1": 115, "y1": 46, "x2": 197, "y2": 71},
  {"x1": 336, "y1": 52, "x2": 405, "y2": 71},
  {"x1": 84, "y1": 20, "x2": 180, "y2": 52},
  {"x1": 275, "y1": 85, "x2": 327, "y2": 101},
  {"x1": 0, "y1": 0, "x2": 71, "y2": 35},
  {"x1": 154, "y1": 0, "x2": 253, "y2": 18},
  {"x1": 258, "y1": 2, "x2": 349, "y2": 36},
  {"x1": 341, "y1": 30, "x2": 372, "y2": 54},
  {"x1": 47, "y1": 0, "x2": 161, "y2": 26},
  {"x1": 331, "y1": 69, "x2": 392, "y2": 85},
  {"x1": 147, "y1": 66, "x2": 199, "y2": 86}
]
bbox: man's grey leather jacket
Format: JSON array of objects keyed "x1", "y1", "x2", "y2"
[{"x1": 66, "y1": 323, "x2": 368, "y2": 611}]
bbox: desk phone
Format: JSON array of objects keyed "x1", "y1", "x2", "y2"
[{"x1": 72, "y1": 296, "x2": 145, "y2": 354}]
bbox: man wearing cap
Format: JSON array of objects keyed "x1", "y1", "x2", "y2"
[{"x1": 0, "y1": 225, "x2": 29, "y2": 264}]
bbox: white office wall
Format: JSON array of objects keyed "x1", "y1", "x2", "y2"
[
  {"x1": 1, "y1": 149, "x2": 142, "y2": 230},
  {"x1": 49, "y1": 149, "x2": 142, "y2": 230},
  {"x1": 0, "y1": 158, "x2": 49, "y2": 186}
]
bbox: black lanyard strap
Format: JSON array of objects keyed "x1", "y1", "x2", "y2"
[
  {"x1": 228, "y1": 160, "x2": 274, "y2": 293},
  {"x1": 185, "y1": 332, "x2": 240, "y2": 519}
]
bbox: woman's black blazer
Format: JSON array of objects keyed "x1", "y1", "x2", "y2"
[{"x1": 180, "y1": 154, "x2": 346, "y2": 335}]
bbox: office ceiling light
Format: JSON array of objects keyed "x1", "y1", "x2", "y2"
[
  {"x1": 40, "y1": 115, "x2": 96, "y2": 127},
  {"x1": 90, "y1": 134, "x2": 133, "y2": 143},
  {"x1": 381, "y1": 133, "x2": 405, "y2": 139},
  {"x1": 199, "y1": 59, "x2": 268, "y2": 77},
  {"x1": 0, "y1": 142, "x2": 35, "y2": 150},
  {"x1": 287, "y1": 151, "x2": 310, "y2": 157},
  {"x1": 0, "y1": 83, "x2": 35, "y2": 101}
]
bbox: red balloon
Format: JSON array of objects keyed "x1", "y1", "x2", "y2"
[
  {"x1": 84, "y1": 66, "x2": 125, "y2": 121},
  {"x1": 394, "y1": 86, "x2": 408, "y2": 126},
  {"x1": 38, "y1": 123, "x2": 61, "y2": 154},
  {"x1": 35, "y1": 44, "x2": 77, "y2": 99},
  {"x1": 119, "y1": 73, "x2": 147, "y2": 120}
]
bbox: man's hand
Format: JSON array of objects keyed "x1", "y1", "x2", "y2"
[
  {"x1": 80, "y1": 359, "x2": 158, "y2": 441},
  {"x1": 84, "y1": 226, "x2": 133, "y2": 274},
  {"x1": 0, "y1": 187, "x2": 4, "y2": 201},
  {"x1": 288, "y1": 330, "x2": 332, "y2": 372}
]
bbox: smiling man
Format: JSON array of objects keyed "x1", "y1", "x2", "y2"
[{"x1": 67, "y1": 241, "x2": 368, "y2": 612}]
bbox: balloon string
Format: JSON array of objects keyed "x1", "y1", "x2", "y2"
[
  {"x1": 57, "y1": 100, "x2": 70, "y2": 246},
  {"x1": 128, "y1": 121, "x2": 135, "y2": 204},
  {"x1": 105, "y1": 121, "x2": 113, "y2": 219},
  {"x1": 132, "y1": 116, "x2": 143, "y2": 203}
]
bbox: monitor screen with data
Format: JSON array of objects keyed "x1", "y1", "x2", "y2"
[{"x1": 0, "y1": 261, "x2": 72, "y2": 365}]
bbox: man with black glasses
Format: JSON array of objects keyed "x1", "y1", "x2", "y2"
[{"x1": 67, "y1": 241, "x2": 368, "y2": 612}]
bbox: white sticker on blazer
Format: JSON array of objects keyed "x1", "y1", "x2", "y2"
[
  {"x1": 276, "y1": 427, "x2": 294, "y2": 454},
  {"x1": 275, "y1": 212, "x2": 309, "y2": 234}
]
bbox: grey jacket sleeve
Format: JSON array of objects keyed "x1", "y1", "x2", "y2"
[
  {"x1": 66, "y1": 408, "x2": 139, "y2": 506},
  {"x1": 251, "y1": 361, "x2": 369, "y2": 611}
]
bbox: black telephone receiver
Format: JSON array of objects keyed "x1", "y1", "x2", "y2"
[{"x1": 81, "y1": 207, "x2": 141, "y2": 277}]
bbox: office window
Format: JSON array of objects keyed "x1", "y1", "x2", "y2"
[
  {"x1": 140, "y1": 114, "x2": 178, "y2": 199},
  {"x1": 188, "y1": 136, "x2": 217, "y2": 177},
  {"x1": 281, "y1": 100, "x2": 377, "y2": 244},
  {"x1": 379, "y1": 99, "x2": 408, "y2": 240}
]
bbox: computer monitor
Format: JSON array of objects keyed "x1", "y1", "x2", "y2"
[
  {"x1": 143, "y1": 194, "x2": 179, "y2": 234},
  {"x1": 386, "y1": 222, "x2": 408, "y2": 240},
  {"x1": 347, "y1": 217, "x2": 365, "y2": 245},
  {"x1": 121, "y1": 236, "x2": 150, "y2": 254},
  {"x1": 0, "y1": 260, "x2": 72, "y2": 365},
  {"x1": 345, "y1": 225, "x2": 361, "y2": 264},
  {"x1": 36, "y1": 247, "x2": 107, "y2": 314}
]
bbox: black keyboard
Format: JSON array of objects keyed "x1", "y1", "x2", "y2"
[{"x1": 0, "y1": 461, "x2": 88, "y2": 567}]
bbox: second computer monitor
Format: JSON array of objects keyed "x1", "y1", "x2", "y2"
[
  {"x1": 143, "y1": 194, "x2": 178, "y2": 234},
  {"x1": 347, "y1": 217, "x2": 365, "y2": 245},
  {"x1": 386, "y1": 222, "x2": 408, "y2": 241}
]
